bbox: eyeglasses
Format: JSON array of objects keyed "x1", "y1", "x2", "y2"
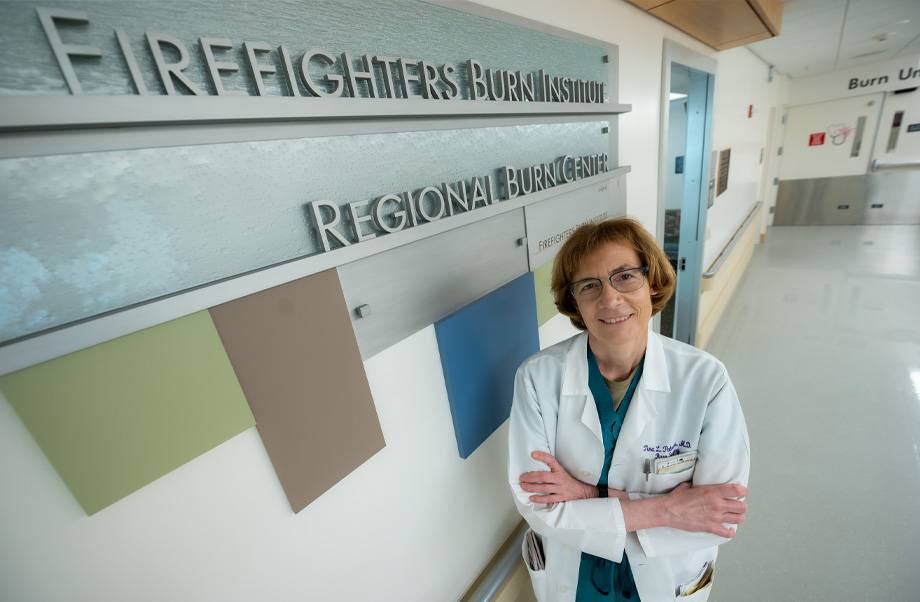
[{"x1": 567, "y1": 266, "x2": 649, "y2": 302}]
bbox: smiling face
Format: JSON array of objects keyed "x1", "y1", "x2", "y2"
[{"x1": 572, "y1": 241, "x2": 655, "y2": 355}]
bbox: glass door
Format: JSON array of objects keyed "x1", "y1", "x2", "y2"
[{"x1": 661, "y1": 61, "x2": 715, "y2": 345}]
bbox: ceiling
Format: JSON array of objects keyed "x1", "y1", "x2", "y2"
[{"x1": 744, "y1": 0, "x2": 920, "y2": 79}]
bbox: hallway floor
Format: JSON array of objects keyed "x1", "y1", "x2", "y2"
[{"x1": 706, "y1": 225, "x2": 920, "y2": 601}]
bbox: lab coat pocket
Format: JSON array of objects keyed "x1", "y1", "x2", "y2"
[
  {"x1": 676, "y1": 581, "x2": 712, "y2": 601},
  {"x1": 521, "y1": 529, "x2": 548, "y2": 602},
  {"x1": 650, "y1": 470, "x2": 693, "y2": 494},
  {"x1": 677, "y1": 585, "x2": 712, "y2": 601},
  {"x1": 676, "y1": 561, "x2": 714, "y2": 600}
]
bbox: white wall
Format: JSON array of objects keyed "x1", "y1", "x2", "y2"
[
  {"x1": 0, "y1": 327, "x2": 520, "y2": 601},
  {"x1": 0, "y1": 2, "x2": 788, "y2": 601},
  {"x1": 706, "y1": 47, "x2": 785, "y2": 270}
]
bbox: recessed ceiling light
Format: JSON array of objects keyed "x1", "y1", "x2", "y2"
[{"x1": 852, "y1": 50, "x2": 888, "y2": 59}]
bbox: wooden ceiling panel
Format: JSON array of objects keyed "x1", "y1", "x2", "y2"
[
  {"x1": 750, "y1": 0, "x2": 783, "y2": 35},
  {"x1": 625, "y1": 0, "x2": 783, "y2": 51},
  {"x1": 628, "y1": 0, "x2": 672, "y2": 9},
  {"x1": 713, "y1": 30, "x2": 775, "y2": 51},
  {"x1": 650, "y1": 1, "x2": 768, "y2": 47}
]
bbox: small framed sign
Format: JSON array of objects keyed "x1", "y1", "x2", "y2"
[{"x1": 717, "y1": 148, "x2": 730, "y2": 197}]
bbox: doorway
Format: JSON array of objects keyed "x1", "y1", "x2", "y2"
[{"x1": 657, "y1": 42, "x2": 716, "y2": 346}]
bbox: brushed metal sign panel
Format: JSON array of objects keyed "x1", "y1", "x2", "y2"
[
  {"x1": 773, "y1": 170, "x2": 920, "y2": 226},
  {"x1": 865, "y1": 171, "x2": 920, "y2": 225},
  {"x1": 524, "y1": 174, "x2": 625, "y2": 269},
  {"x1": 338, "y1": 210, "x2": 528, "y2": 360},
  {"x1": 774, "y1": 176, "x2": 867, "y2": 226},
  {"x1": 774, "y1": 173, "x2": 920, "y2": 226}
]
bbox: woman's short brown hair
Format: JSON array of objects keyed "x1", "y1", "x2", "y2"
[{"x1": 550, "y1": 218, "x2": 676, "y2": 330}]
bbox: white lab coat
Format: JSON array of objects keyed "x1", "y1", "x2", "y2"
[{"x1": 508, "y1": 330, "x2": 749, "y2": 602}]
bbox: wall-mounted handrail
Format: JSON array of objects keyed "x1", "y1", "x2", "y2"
[
  {"x1": 701, "y1": 201, "x2": 762, "y2": 279},
  {"x1": 466, "y1": 527, "x2": 528, "y2": 602},
  {"x1": 871, "y1": 158, "x2": 920, "y2": 172}
]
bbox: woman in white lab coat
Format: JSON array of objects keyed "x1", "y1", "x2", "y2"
[{"x1": 509, "y1": 218, "x2": 750, "y2": 602}]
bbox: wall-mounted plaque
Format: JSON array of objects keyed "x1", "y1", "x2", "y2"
[
  {"x1": 522, "y1": 171, "x2": 627, "y2": 269},
  {"x1": 717, "y1": 148, "x2": 731, "y2": 197}
]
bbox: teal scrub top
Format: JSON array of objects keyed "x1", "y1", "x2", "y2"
[{"x1": 576, "y1": 346, "x2": 644, "y2": 601}]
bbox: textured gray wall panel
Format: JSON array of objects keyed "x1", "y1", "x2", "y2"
[
  {"x1": 0, "y1": 0, "x2": 608, "y2": 97},
  {"x1": 337, "y1": 210, "x2": 528, "y2": 359},
  {"x1": 0, "y1": 121, "x2": 607, "y2": 344}
]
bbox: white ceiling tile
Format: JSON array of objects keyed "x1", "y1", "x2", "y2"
[
  {"x1": 781, "y1": 0, "x2": 848, "y2": 22},
  {"x1": 741, "y1": 0, "x2": 920, "y2": 79},
  {"x1": 783, "y1": 9, "x2": 846, "y2": 29},
  {"x1": 846, "y1": 0, "x2": 920, "y2": 18},
  {"x1": 898, "y1": 40, "x2": 920, "y2": 54},
  {"x1": 843, "y1": 9, "x2": 920, "y2": 36}
]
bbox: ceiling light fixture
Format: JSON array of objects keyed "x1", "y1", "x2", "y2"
[{"x1": 852, "y1": 50, "x2": 888, "y2": 59}]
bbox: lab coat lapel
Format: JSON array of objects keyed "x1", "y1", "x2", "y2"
[
  {"x1": 561, "y1": 333, "x2": 604, "y2": 445},
  {"x1": 617, "y1": 331, "x2": 670, "y2": 451}
]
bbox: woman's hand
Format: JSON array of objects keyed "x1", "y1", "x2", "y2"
[
  {"x1": 519, "y1": 451, "x2": 607, "y2": 503},
  {"x1": 519, "y1": 452, "x2": 749, "y2": 539},
  {"x1": 660, "y1": 482, "x2": 749, "y2": 538}
]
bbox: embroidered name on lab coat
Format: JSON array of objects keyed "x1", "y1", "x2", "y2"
[{"x1": 643, "y1": 440, "x2": 691, "y2": 458}]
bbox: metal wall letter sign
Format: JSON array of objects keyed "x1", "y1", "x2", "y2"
[
  {"x1": 0, "y1": 0, "x2": 628, "y2": 366},
  {"x1": 27, "y1": 5, "x2": 607, "y2": 106},
  {"x1": 308, "y1": 154, "x2": 609, "y2": 253}
]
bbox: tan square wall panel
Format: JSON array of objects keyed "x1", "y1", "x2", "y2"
[{"x1": 209, "y1": 269, "x2": 384, "y2": 513}]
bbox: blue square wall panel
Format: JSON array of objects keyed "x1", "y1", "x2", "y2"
[{"x1": 434, "y1": 273, "x2": 540, "y2": 459}]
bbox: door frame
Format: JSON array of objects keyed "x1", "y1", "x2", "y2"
[{"x1": 655, "y1": 40, "x2": 717, "y2": 345}]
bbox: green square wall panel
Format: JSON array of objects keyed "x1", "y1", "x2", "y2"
[
  {"x1": 534, "y1": 261, "x2": 558, "y2": 327},
  {"x1": 0, "y1": 311, "x2": 254, "y2": 515}
]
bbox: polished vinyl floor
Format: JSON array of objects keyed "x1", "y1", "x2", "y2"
[{"x1": 706, "y1": 225, "x2": 920, "y2": 601}]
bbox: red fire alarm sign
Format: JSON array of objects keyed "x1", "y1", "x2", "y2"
[{"x1": 809, "y1": 133, "x2": 826, "y2": 146}]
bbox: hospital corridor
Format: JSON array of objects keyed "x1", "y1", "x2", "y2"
[
  {"x1": 705, "y1": 224, "x2": 920, "y2": 601},
  {"x1": 3, "y1": 1, "x2": 920, "y2": 601}
]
